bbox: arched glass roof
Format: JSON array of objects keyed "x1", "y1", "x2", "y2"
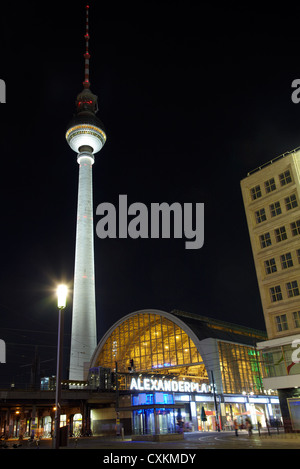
[{"x1": 90, "y1": 310, "x2": 207, "y2": 382}]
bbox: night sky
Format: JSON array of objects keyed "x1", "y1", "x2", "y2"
[{"x1": 1, "y1": 1, "x2": 300, "y2": 385}]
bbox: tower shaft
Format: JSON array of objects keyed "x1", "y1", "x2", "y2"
[{"x1": 69, "y1": 151, "x2": 97, "y2": 381}]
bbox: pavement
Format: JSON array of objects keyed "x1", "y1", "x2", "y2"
[{"x1": 1, "y1": 429, "x2": 300, "y2": 451}]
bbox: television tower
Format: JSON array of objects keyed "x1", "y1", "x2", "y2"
[{"x1": 66, "y1": 4, "x2": 106, "y2": 381}]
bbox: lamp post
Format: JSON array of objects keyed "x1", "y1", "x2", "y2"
[
  {"x1": 211, "y1": 371, "x2": 220, "y2": 432},
  {"x1": 53, "y1": 285, "x2": 67, "y2": 449}
]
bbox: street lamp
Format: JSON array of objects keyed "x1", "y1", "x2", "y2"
[
  {"x1": 53, "y1": 284, "x2": 67, "y2": 449},
  {"x1": 57, "y1": 284, "x2": 68, "y2": 309},
  {"x1": 211, "y1": 371, "x2": 220, "y2": 432}
]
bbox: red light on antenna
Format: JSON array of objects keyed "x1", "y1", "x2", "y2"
[{"x1": 86, "y1": 4, "x2": 89, "y2": 8}]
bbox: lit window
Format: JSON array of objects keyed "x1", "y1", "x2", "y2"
[
  {"x1": 265, "y1": 178, "x2": 276, "y2": 193},
  {"x1": 286, "y1": 280, "x2": 300, "y2": 298},
  {"x1": 279, "y1": 170, "x2": 292, "y2": 186},
  {"x1": 280, "y1": 253, "x2": 293, "y2": 269},
  {"x1": 285, "y1": 194, "x2": 298, "y2": 211},
  {"x1": 264, "y1": 258, "x2": 277, "y2": 275},
  {"x1": 260, "y1": 232, "x2": 272, "y2": 248},
  {"x1": 255, "y1": 208, "x2": 267, "y2": 224},
  {"x1": 291, "y1": 220, "x2": 300, "y2": 236},
  {"x1": 274, "y1": 226, "x2": 287, "y2": 242},
  {"x1": 269, "y1": 201, "x2": 282, "y2": 217},
  {"x1": 293, "y1": 311, "x2": 300, "y2": 328},
  {"x1": 270, "y1": 286, "x2": 283, "y2": 302},
  {"x1": 95, "y1": 312, "x2": 204, "y2": 379},
  {"x1": 275, "y1": 314, "x2": 288, "y2": 332},
  {"x1": 250, "y1": 185, "x2": 262, "y2": 200}
]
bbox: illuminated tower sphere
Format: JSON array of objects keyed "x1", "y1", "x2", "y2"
[{"x1": 66, "y1": 5, "x2": 106, "y2": 381}]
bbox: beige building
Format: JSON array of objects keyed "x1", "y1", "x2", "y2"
[
  {"x1": 241, "y1": 149, "x2": 300, "y2": 339},
  {"x1": 241, "y1": 147, "x2": 300, "y2": 431}
]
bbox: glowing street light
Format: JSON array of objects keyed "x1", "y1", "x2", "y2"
[
  {"x1": 57, "y1": 284, "x2": 68, "y2": 309},
  {"x1": 53, "y1": 284, "x2": 68, "y2": 449}
]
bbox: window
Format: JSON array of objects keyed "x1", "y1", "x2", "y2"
[
  {"x1": 255, "y1": 208, "x2": 266, "y2": 224},
  {"x1": 265, "y1": 178, "x2": 276, "y2": 193},
  {"x1": 96, "y1": 312, "x2": 204, "y2": 376},
  {"x1": 286, "y1": 280, "x2": 300, "y2": 298},
  {"x1": 259, "y1": 232, "x2": 272, "y2": 248},
  {"x1": 264, "y1": 258, "x2": 277, "y2": 275},
  {"x1": 218, "y1": 342, "x2": 263, "y2": 394},
  {"x1": 279, "y1": 170, "x2": 292, "y2": 186},
  {"x1": 297, "y1": 249, "x2": 300, "y2": 264},
  {"x1": 270, "y1": 285, "x2": 283, "y2": 302},
  {"x1": 275, "y1": 314, "x2": 288, "y2": 332},
  {"x1": 285, "y1": 194, "x2": 298, "y2": 211},
  {"x1": 270, "y1": 201, "x2": 282, "y2": 217},
  {"x1": 280, "y1": 252, "x2": 293, "y2": 269},
  {"x1": 293, "y1": 311, "x2": 300, "y2": 328},
  {"x1": 291, "y1": 220, "x2": 300, "y2": 236},
  {"x1": 147, "y1": 394, "x2": 154, "y2": 404},
  {"x1": 250, "y1": 185, "x2": 262, "y2": 200},
  {"x1": 275, "y1": 226, "x2": 287, "y2": 242}
]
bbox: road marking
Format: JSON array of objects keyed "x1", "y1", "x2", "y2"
[{"x1": 214, "y1": 436, "x2": 249, "y2": 441}]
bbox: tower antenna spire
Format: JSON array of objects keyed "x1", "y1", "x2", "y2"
[{"x1": 83, "y1": 4, "x2": 90, "y2": 88}]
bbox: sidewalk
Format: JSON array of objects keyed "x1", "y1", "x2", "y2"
[
  {"x1": 2, "y1": 429, "x2": 300, "y2": 449},
  {"x1": 259, "y1": 430, "x2": 300, "y2": 439}
]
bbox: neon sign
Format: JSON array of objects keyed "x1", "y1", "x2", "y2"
[{"x1": 130, "y1": 377, "x2": 209, "y2": 393}]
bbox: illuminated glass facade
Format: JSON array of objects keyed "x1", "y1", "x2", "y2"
[
  {"x1": 89, "y1": 310, "x2": 281, "y2": 435},
  {"x1": 92, "y1": 310, "x2": 267, "y2": 395},
  {"x1": 219, "y1": 342, "x2": 263, "y2": 394},
  {"x1": 260, "y1": 344, "x2": 300, "y2": 379},
  {"x1": 94, "y1": 312, "x2": 208, "y2": 387}
]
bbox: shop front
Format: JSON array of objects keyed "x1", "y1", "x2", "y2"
[
  {"x1": 89, "y1": 309, "x2": 282, "y2": 435},
  {"x1": 130, "y1": 389, "x2": 185, "y2": 435},
  {"x1": 194, "y1": 394, "x2": 281, "y2": 431},
  {"x1": 132, "y1": 406, "x2": 179, "y2": 435},
  {"x1": 126, "y1": 379, "x2": 281, "y2": 435},
  {"x1": 128, "y1": 376, "x2": 213, "y2": 435}
]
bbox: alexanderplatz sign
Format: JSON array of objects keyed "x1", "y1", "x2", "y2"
[{"x1": 130, "y1": 377, "x2": 210, "y2": 393}]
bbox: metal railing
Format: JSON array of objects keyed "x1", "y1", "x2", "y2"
[{"x1": 247, "y1": 146, "x2": 300, "y2": 176}]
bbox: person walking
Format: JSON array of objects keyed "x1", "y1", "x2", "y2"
[
  {"x1": 245, "y1": 417, "x2": 253, "y2": 436},
  {"x1": 233, "y1": 419, "x2": 238, "y2": 437}
]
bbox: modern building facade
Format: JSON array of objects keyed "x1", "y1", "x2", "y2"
[
  {"x1": 241, "y1": 147, "x2": 300, "y2": 431},
  {"x1": 66, "y1": 5, "x2": 106, "y2": 381},
  {"x1": 89, "y1": 309, "x2": 280, "y2": 436}
]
